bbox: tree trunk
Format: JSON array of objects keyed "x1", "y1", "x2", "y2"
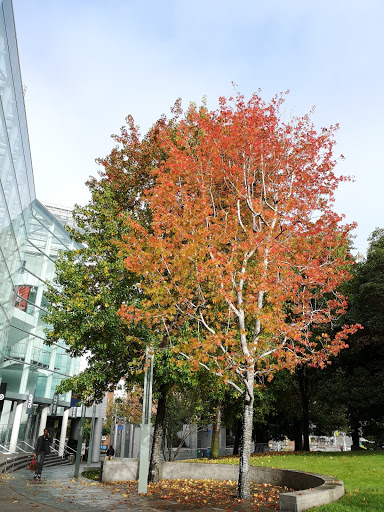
[
  {"x1": 302, "y1": 414, "x2": 310, "y2": 451},
  {"x1": 253, "y1": 423, "x2": 268, "y2": 444},
  {"x1": 350, "y1": 416, "x2": 360, "y2": 450},
  {"x1": 165, "y1": 428, "x2": 172, "y2": 461},
  {"x1": 210, "y1": 400, "x2": 221, "y2": 459},
  {"x1": 293, "y1": 419, "x2": 303, "y2": 451},
  {"x1": 233, "y1": 419, "x2": 242, "y2": 456},
  {"x1": 237, "y1": 370, "x2": 254, "y2": 500},
  {"x1": 148, "y1": 385, "x2": 167, "y2": 482},
  {"x1": 297, "y1": 366, "x2": 310, "y2": 451}
]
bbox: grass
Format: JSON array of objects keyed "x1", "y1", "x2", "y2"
[
  {"x1": 81, "y1": 469, "x2": 101, "y2": 481},
  {"x1": 81, "y1": 452, "x2": 384, "y2": 510},
  {"x1": 201, "y1": 450, "x2": 384, "y2": 511}
]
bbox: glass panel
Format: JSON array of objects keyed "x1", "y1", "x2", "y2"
[{"x1": 0, "y1": 4, "x2": 80, "y2": 411}]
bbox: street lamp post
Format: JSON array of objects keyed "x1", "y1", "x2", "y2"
[
  {"x1": 74, "y1": 405, "x2": 86, "y2": 477},
  {"x1": 87, "y1": 404, "x2": 96, "y2": 466},
  {"x1": 120, "y1": 418, "x2": 126, "y2": 458},
  {"x1": 138, "y1": 347, "x2": 154, "y2": 494}
]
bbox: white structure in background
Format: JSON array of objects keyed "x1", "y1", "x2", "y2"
[{"x1": 43, "y1": 203, "x2": 78, "y2": 231}]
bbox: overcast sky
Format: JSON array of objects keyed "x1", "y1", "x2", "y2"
[{"x1": 12, "y1": 0, "x2": 384, "y2": 255}]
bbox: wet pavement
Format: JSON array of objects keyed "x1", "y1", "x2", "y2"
[
  {"x1": 1, "y1": 463, "x2": 169, "y2": 511},
  {"x1": 0, "y1": 462, "x2": 279, "y2": 511}
]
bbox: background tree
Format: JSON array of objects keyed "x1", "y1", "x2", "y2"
[
  {"x1": 118, "y1": 93, "x2": 360, "y2": 499},
  {"x1": 162, "y1": 385, "x2": 214, "y2": 461},
  {"x1": 222, "y1": 390, "x2": 244, "y2": 455},
  {"x1": 255, "y1": 367, "x2": 349, "y2": 451},
  {"x1": 44, "y1": 110, "x2": 222, "y2": 482},
  {"x1": 44, "y1": 115, "x2": 185, "y2": 482},
  {"x1": 148, "y1": 348, "x2": 199, "y2": 481},
  {"x1": 316, "y1": 229, "x2": 384, "y2": 448},
  {"x1": 150, "y1": 348, "x2": 231, "y2": 472},
  {"x1": 104, "y1": 390, "x2": 143, "y2": 432},
  {"x1": 44, "y1": 114, "x2": 159, "y2": 402}
]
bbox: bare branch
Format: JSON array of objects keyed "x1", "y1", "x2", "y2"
[
  {"x1": 179, "y1": 351, "x2": 244, "y2": 394},
  {"x1": 237, "y1": 199, "x2": 248, "y2": 234},
  {"x1": 199, "y1": 310, "x2": 216, "y2": 335}
]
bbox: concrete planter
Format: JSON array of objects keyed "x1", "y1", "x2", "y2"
[{"x1": 102, "y1": 458, "x2": 344, "y2": 512}]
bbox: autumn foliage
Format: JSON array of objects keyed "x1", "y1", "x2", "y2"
[
  {"x1": 118, "y1": 93, "x2": 358, "y2": 378},
  {"x1": 116, "y1": 92, "x2": 360, "y2": 498},
  {"x1": 103, "y1": 478, "x2": 285, "y2": 511}
]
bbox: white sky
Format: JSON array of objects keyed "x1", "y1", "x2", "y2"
[{"x1": 12, "y1": 0, "x2": 384, "y2": 255}]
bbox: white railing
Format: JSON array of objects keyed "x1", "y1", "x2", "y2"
[
  {"x1": 3, "y1": 441, "x2": 30, "y2": 454},
  {"x1": 17, "y1": 440, "x2": 34, "y2": 453},
  {"x1": 52, "y1": 438, "x2": 76, "y2": 458},
  {"x1": 4, "y1": 456, "x2": 16, "y2": 472},
  {"x1": 0, "y1": 443, "x2": 11, "y2": 454}
]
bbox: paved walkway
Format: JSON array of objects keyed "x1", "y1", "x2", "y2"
[
  {"x1": 1, "y1": 461, "x2": 278, "y2": 512},
  {"x1": 0, "y1": 462, "x2": 234, "y2": 512},
  {"x1": 0, "y1": 463, "x2": 172, "y2": 512}
]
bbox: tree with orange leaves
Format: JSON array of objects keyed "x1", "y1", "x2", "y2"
[{"x1": 118, "y1": 92, "x2": 360, "y2": 499}]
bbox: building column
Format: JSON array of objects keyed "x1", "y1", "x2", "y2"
[
  {"x1": 18, "y1": 338, "x2": 34, "y2": 395},
  {"x1": 92, "y1": 416, "x2": 103, "y2": 463},
  {"x1": 188, "y1": 425, "x2": 198, "y2": 451},
  {"x1": 38, "y1": 405, "x2": 49, "y2": 436},
  {"x1": 1, "y1": 400, "x2": 12, "y2": 443},
  {"x1": 9, "y1": 401, "x2": 23, "y2": 453},
  {"x1": 58, "y1": 408, "x2": 69, "y2": 456},
  {"x1": 127, "y1": 425, "x2": 134, "y2": 458},
  {"x1": 32, "y1": 407, "x2": 40, "y2": 446},
  {"x1": 69, "y1": 417, "x2": 81, "y2": 442},
  {"x1": 44, "y1": 346, "x2": 57, "y2": 399}
]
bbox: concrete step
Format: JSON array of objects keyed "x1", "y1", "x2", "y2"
[
  {"x1": 44, "y1": 454, "x2": 73, "y2": 468},
  {"x1": 0, "y1": 454, "x2": 29, "y2": 473},
  {"x1": 0, "y1": 452, "x2": 73, "y2": 474}
]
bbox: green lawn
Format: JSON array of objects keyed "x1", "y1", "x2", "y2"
[
  {"x1": 81, "y1": 469, "x2": 101, "y2": 481},
  {"x1": 203, "y1": 451, "x2": 384, "y2": 511}
]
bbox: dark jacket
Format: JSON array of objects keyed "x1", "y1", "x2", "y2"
[{"x1": 35, "y1": 433, "x2": 52, "y2": 454}]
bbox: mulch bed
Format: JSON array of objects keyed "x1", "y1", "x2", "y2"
[{"x1": 103, "y1": 478, "x2": 292, "y2": 511}]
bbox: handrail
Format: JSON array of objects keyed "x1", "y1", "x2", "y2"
[
  {"x1": 0, "y1": 443, "x2": 11, "y2": 454},
  {"x1": 5, "y1": 441, "x2": 30, "y2": 454},
  {"x1": 5, "y1": 456, "x2": 16, "y2": 473},
  {"x1": 18, "y1": 440, "x2": 34, "y2": 452},
  {"x1": 21, "y1": 438, "x2": 60, "y2": 456},
  {"x1": 52, "y1": 438, "x2": 77, "y2": 457},
  {"x1": 50, "y1": 445, "x2": 59, "y2": 455}
]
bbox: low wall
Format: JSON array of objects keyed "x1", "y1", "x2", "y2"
[
  {"x1": 103, "y1": 458, "x2": 139, "y2": 482},
  {"x1": 102, "y1": 459, "x2": 344, "y2": 512}
]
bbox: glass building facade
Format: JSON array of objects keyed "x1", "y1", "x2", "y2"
[{"x1": 0, "y1": 0, "x2": 80, "y2": 454}]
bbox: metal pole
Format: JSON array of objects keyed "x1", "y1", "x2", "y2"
[
  {"x1": 138, "y1": 347, "x2": 154, "y2": 494},
  {"x1": 87, "y1": 404, "x2": 96, "y2": 466},
  {"x1": 114, "y1": 420, "x2": 118, "y2": 455},
  {"x1": 74, "y1": 406, "x2": 86, "y2": 477},
  {"x1": 129, "y1": 424, "x2": 134, "y2": 458},
  {"x1": 120, "y1": 419, "x2": 126, "y2": 458}
]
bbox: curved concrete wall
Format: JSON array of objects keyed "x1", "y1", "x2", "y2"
[{"x1": 102, "y1": 459, "x2": 344, "y2": 512}]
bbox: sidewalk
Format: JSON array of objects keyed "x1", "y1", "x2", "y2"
[
  {"x1": 0, "y1": 462, "x2": 217, "y2": 512},
  {"x1": 0, "y1": 462, "x2": 169, "y2": 512},
  {"x1": 0, "y1": 460, "x2": 276, "y2": 512}
]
